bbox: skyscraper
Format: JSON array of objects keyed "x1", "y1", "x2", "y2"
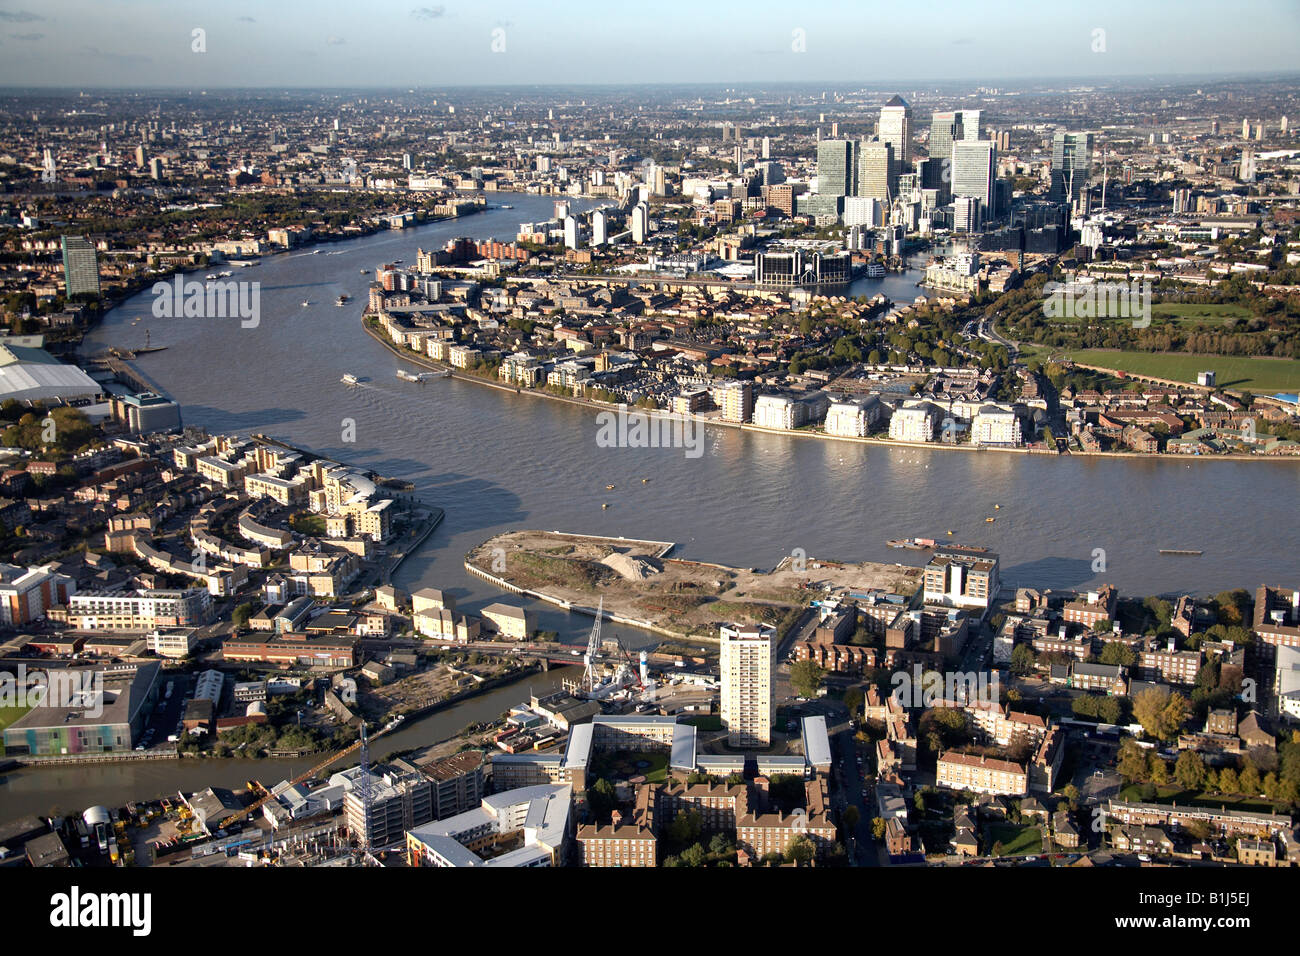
[
  {"x1": 60, "y1": 235, "x2": 100, "y2": 299},
  {"x1": 1240, "y1": 150, "x2": 1256, "y2": 183},
  {"x1": 591, "y1": 209, "x2": 608, "y2": 246},
  {"x1": 1051, "y1": 131, "x2": 1093, "y2": 204},
  {"x1": 843, "y1": 196, "x2": 883, "y2": 228},
  {"x1": 931, "y1": 109, "x2": 983, "y2": 175},
  {"x1": 816, "y1": 139, "x2": 856, "y2": 197},
  {"x1": 855, "y1": 142, "x2": 895, "y2": 202},
  {"x1": 930, "y1": 110, "x2": 960, "y2": 168},
  {"x1": 719, "y1": 623, "x2": 775, "y2": 747},
  {"x1": 953, "y1": 195, "x2": 982, "y2": 233},
  {"x1": 957, "y1": 109, "x2": 982, "y2": 141},
  {"x1": 879, "y1": 94, "x2": 912, "y2": 171},
  {"x1": 952, "y1": 140, "x2": 996, "y2": 221},
  {"x1": 631, "y1": 202, "x2": 648, "y2": 244}
]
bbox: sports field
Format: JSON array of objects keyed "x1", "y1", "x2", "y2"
[{"x1": 1058, "y1": 350, "x2": 1300, "y2": 392}]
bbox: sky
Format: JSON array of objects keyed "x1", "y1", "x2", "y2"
[{"x1": 0, "y1": 0, "x2": 1296, "y2": 89}]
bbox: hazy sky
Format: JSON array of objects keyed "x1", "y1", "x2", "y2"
[{"x1": 0, "y1": 0, "x2": 1296, "y2": 88}]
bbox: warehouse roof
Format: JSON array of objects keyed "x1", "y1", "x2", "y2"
[{"x1": 0, "y1": 360, "x2": 101, "y2": 403}]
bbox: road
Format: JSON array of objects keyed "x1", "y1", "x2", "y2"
[{"x1": 779, "y1": 694, "x2": 878, "y2": 866}]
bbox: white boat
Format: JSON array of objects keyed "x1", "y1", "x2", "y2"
[
  {"x1": 397, "y1": 369, "x2": 448, "y2": 382},
  {"x1": 341, "y1": 373, "x2": 359, "y2": 386},
  {"x1": 205, "y1": 273, "x2": 218, "y2": 280},
  {"x1": 500, "y1": 204, "x2": 514, "y2": 209},
  {"x1": 301, "y1": 300, "x2": 310, "y2": 307}
]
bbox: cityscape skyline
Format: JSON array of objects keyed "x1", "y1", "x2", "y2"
[
  {"x1": 0, "y1": 0, "x2": 1297, "y2": 88},
  {"x1": 0, "y1": 1, "x2": 1296, "y2": 919}
]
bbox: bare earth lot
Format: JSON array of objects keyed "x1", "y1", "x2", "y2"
[{"x1": 467, "y1": 530, "x2": 924, "y2": 641}]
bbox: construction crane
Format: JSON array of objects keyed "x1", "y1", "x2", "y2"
[
  {"x1": 234, "y1": 718, "x2": 398, "y2": 824},
  {"x1": 579, "y1": 596, "x2": 604, "y2": 695},
  {"x1": 570, "y1": 596, "x2": 645, "y2": 699}
]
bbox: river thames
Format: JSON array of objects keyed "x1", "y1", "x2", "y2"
[
  {"x1": 82, "y1": 192, "x2": 1295, "y2": 610},
  {"x1": 1, "y1": 190, "x2": 1291, "y2": 822}
]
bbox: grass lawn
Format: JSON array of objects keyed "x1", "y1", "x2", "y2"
[
  {"x1": 595, "y1": 750, "x2": 670, "y2": 784},
  {"x1": 0, "y1": 704, "x2": 31, "y2": 756},
  {"x1": 681, "y1": 715, "x2": 723, "y2": 731},
  {"x1": 1046, "y1": 303, "x2": 1254, "y2": 327},
  {"x1": 1150, "y1": 303, "x2": 1253, "y2": 325},
  {"x1": 638, "y1": 752, "x2": 669, "y2": 783},
  {"x1": 987, "y1": 824, "x2": 1043, "y2": 856},
  {"x1": 1057, "y1": 350, "x2": 1300, "y2": 392}
]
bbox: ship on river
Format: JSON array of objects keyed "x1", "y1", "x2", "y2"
[{"x1": 397, "y1": 369, "x2": 450, "y2": 382}]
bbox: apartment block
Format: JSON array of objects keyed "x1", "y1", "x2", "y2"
[
  {"x1": 936, "y1": 751, "x2": 1029, "y2": 796},
  {"x1": 0, "y1": 564, "x2": 76, "y2": 626},
  {"x1": 720, "y1": 623, "x2": 775, "y2": 747},
  {"x1": 923, "y1": 548, "x2": 1000, "y2": 613}
]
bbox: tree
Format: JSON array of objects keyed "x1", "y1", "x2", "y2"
[
  {"x1": 1098, "y1": 641, "x2": 1136, "y2": 667},
  {"x1": 842, "y1": 805, "x2": 860, "y2": 836},
  {"x1": 1133, "y1": 688, "x2": 1189, "y2": 742},
  {"x1": 787, "y1": 835, "x2": 816, "y2": 865},
  {"x1": 231, "y1": 602, "x2": 254, "y2": 630},
  {"x1": 667, "y1": 809, "x2": 703, "y2": 847},
  {"x1": 680, "y1": 843, "x2": 707, "y2": 868},
  {"x1": 1117, "y1": 738, "x2": 1150, "y2": 783},
  {"x1": 790, "y1": 659, "x2": 827, "y2": 698},
  {"x1": 843, "y1": 686, "x2": 865, "y2": 718},
  {"x1": 1263, "y1": 772, "x2": 1280, "y2": 800},
  {"x1": 586, "y1": 777, "x2": 616, "y2": 822},
  {"x1": 871, "y1": 817, "x2": 886, "y2": 840},
  {"x1": 1150, "y1": 757, "x2": 1169, "y2": 786},
  {"x1": 1239, "y1": 762, "x2": 1261, "y2": 796},
  {"x1": 1174, "y1": 751, "x2": 1207, "y2": 791},
  {"x1": 1061, "y1": 784, "x2": 1081, "y2": 810},
  {"x1": 708, "y1": 833, "x2": 733, "y2": 857},
  {"x1": 1217, "y1": 766, "x2": 1239, "y2": 795},
  {"x1": 1010, "y1": 643, "x2": 1036, "y2": 676}
]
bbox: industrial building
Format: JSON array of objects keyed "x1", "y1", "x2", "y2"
[{"x1": 1, "y1": 661, "x2": 161, "y2": 756}]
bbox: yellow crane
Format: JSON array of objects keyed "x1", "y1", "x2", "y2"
[{"x1": 235, "y1": 721, "x2": 398, "y2": 823}]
